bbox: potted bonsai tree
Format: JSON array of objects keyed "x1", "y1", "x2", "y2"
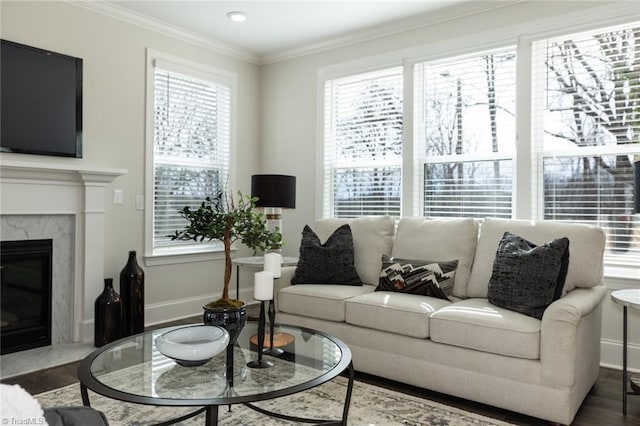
[{"x1": 171, "y1": 190, "x2": 281, "y2": 342}]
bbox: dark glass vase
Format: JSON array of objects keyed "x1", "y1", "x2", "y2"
[
  {"x1": 94, "y1": 278, "x2": 122, "y2": 347},
  {"x1": 120, "y1": 250, "x2": 145, "y2": 336}
]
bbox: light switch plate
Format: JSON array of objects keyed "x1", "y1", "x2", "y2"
[
  {"x1": 135, "y1": 195, "x2": 144, "y2": 210},
  {"x1": 113, "y1": 189, "x2": 124, "y2": 205}
]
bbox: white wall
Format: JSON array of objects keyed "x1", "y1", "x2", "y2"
[
  {"x1": 260, "y1": 0, "x2": 640, "y2": 371},
  {"x1": 0, "y1": 1, "x2": 262, "y2": 324}
]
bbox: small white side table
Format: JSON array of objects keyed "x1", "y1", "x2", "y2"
[
  {"x1": 232, "y1": 256, "x2": 299, "y2": 299},
  {"x1": 611, "y1": 289, "x2": 640, "y2": 415}
]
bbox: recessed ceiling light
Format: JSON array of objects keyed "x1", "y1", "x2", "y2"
[{"x1": 227, "y1": 11, "x2": 247, "y2": 23}]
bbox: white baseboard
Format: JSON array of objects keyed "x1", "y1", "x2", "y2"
[
  {"x1": 600, "y1": 338, "x2": 640, "y2": 373},
  {"x1": 78, "y1": 299, "x2": 204, "y2": 344},
  {"x1": 145, "y1": 288, "x2": 256, "y2": 326},
  {"x1": 144, "y1": 294, "x2": 213, "y2": 326},
  {"x1": 80, "y1": 290, "x2": 257, "y2": 343}
]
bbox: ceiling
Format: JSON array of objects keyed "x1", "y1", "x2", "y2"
[{"x1": 102, "y1": 1, "x2": 475, "y2": 62}]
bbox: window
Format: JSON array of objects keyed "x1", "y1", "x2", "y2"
[
  {"x1": 531, "y1": 22, "x2": 640, "y2": 265},
  {"x1": 323, "y1": 67, "x2": 403, "y2": 218},
  {"x1": 414, "y1": 47, "x2": 517, "y2": 218},
  {"x1": 146, "y1": 52, "x2": 233, "y2": 258},
  {"x1": 318, "y1": 17, "x2": 639, "y2": 270}
]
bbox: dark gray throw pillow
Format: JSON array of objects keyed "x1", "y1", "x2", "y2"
[
  {"x1": 376, "y1": 255, "x2": 457, "y2": 301},
  {"x1": 291, "y1": 224, "x2": 362, "y2": 285},
  {"x1": 488, "y1": 231, "x2": 569, "y2": 320}
]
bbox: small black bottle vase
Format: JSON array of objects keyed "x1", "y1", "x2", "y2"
[
  {"x1": 120, "y1": 250, "x2": 145, "y2": 336},
  {"x1": 95, "y1": 278, "x2": 122, "y2": 347}
]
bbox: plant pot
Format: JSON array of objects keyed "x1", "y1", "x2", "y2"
[
  {"x1": 203, "y1": 302, "x2": 247, "y2": 386},
  {"x1": 202, "y1": 302, "x2": 247, "y2": 345}
]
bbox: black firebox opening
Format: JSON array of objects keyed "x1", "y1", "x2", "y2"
[{"x1": 1, "y1": 239, "x2": 53, "y2": 355}]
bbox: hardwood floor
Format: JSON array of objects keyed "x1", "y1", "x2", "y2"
[{"x1": 3, "y1": 316, "x2": 639, "y2": 426}]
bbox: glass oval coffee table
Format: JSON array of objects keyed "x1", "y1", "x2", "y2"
[{"x1": 78, "y1": 322, "x2": 353, "y2": 425}]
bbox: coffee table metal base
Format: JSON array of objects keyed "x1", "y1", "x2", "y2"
[
  {"x1": 80, "y1": 361, "x2": 354, "y2": 426},
  {"x1": 244, "y1": 361, "x2": 354, "y2": 426},
  {"x1": 81, "y1": 386, "x2": 209, "y2": 425}
]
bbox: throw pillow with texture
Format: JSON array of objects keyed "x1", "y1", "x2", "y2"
[
  {"x1": 291, "y1": 224, "x2": 362, "y2": 285},
  {"x1": 488, "y1": 231, "x2": 570, "y2": 319},
  {"x1": 376, "y1": 255, "x2": 458, "y2": 301}
]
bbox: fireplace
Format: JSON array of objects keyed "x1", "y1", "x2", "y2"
[
  {"x1": 1, "y1": 239, "x2": 53, "y2": 354},
  {"x1": 0, "y1": 160, "x2": 126, "y2": 345}
]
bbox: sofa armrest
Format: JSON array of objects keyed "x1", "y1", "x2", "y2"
[
  {"x1": 274, "y1": 266, "x2": 296, "y2": 299},
  {"x1": 540, "y1": 285, "x2": 606, "y2": 387}
]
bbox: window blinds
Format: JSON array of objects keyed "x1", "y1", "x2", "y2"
[
  {"x1": 532, "y1": 22, "x2": 640, "y2": 265},
  {"x1": 323, "y1": 67, "x2": 404, "y2": 218},
  {"x1": 153, "y1": 66, "x2": 231, "y2": 251},
  {"x1": 414, "y1": 47, "x2": 516, "y2": 218}
]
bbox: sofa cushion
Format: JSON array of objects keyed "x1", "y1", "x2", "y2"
[
  {"x1": 291, "y1": 224, "x2": 361, "y2": 285},
  {"x1": 466, "y1": 218, "x2": 605, "y2": 298},
  {"x1": 430, "y1": 298, "x2": 541, "y2": 359},
  {"x1": 278, "y1": 284, "x2": 375, "y2": 322},
  {"x1": 346, "y1": 292, "x2": 451, "y2": 338},
  {"x1": 314, "y1": 216, "x2": 395, "y2": 285},
  {"x1": 488, "y1": 232, "x2": 569, "y2": 319},
  {"x1": 391, "y1": 218, "x2": 478, "y2": 298},
  {"x1": 376, "y1": 256, "x2": 457, "y2": 300}
]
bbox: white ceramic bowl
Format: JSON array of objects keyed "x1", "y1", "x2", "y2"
[{"x1": 156, "y1": 325, "x2": 230, "y2": 367}]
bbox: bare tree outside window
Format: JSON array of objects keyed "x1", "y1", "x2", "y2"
[
  {"x1": 153, "y1": 68, "x2": 230, "y2": 251},
  {"x1": 323, "y1": 22, "x2": 638, "y2": 267},
  {"x1": 538, "y1": 24, "x2": 640, "y2": 258},
  {"x1": 417, "y1": 49, "x2": 516, "y2": 218},
  {"x1": 325, "y1": 68, "x2": 403, "y2": 218}
]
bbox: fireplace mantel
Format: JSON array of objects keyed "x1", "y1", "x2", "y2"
[
  {"x1": 0, "y1": 158, "x2": 127, "y2": 343},
  {"x1": 0, "y1": 159, "x2": 126, "y2": 183}
]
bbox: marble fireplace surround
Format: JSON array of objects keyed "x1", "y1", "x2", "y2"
[
  {"x1": 0, "y1": 159, "x2": 126, "y2": 345},
  {"x1": 2, "y1": 215, "x2": 74, "y2": 345}
]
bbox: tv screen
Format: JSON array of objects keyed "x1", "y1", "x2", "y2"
[{"x1": 1, "y1": 39, "x2": 83, "y2": 158}]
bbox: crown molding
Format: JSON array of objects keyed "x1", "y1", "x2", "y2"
[
  {"x1": 64, "y1": 0, "x2": 635, "y2": 67},
  {"x1": 69, "y1": 0, "x2": 525, "y2": 66},
  {"x1": 261, "y1": 0, "x2": 526, "y2": 64},
  {"x1": 68, "y1": 0, "x2": 261, "y2": 65}
]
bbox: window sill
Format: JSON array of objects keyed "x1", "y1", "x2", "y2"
[
  {"x1": 144, "y1": 247, "x2": 236, "y2": 267},
  {"x1": 604, "y1": 264, "x2": 640, "y2": 290}
]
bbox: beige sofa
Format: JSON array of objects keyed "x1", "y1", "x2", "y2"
[{"x1": 275, "y1": 216, "x2": 607, "y2": 425}]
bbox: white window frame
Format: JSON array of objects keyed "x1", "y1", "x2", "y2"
[
  {"x1": 529, "y1": 23, "x2": 640, "y2": 267},
  {"x1": 144, "y1": 49, "x2": 237, "y2": 266},
  {"x1": 317, "y1": 60, "x2": 405, "y2": 219},
  {"x1": 413, "y1": 46, "x2": 517, "y2": 220},
  {"x1": 321, "y1": 66, "x2": 404, "y2": 218},
  {"x1": 317, "y1": 2, "x2": 640, "y2": 277}
]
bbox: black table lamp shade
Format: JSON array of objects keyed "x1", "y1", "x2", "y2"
[
  {"x1": 251, "y1": 175, "x2": 296, "y2": 208},
  {"x1": 634, "y1": 158, "x2": 640, "y2": 214}
]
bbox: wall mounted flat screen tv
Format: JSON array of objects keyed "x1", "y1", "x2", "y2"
[{"x1": 1, "y1": 39, "x2": 83, "y2": 158}]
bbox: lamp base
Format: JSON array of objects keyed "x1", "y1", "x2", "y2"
[{"x1": 265, "y1": 207, "x2": 283, "y2": 253}]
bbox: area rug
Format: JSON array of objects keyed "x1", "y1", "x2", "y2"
[{"x1": 36, "y1": 377, "x2": 515, "y2": 426}]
